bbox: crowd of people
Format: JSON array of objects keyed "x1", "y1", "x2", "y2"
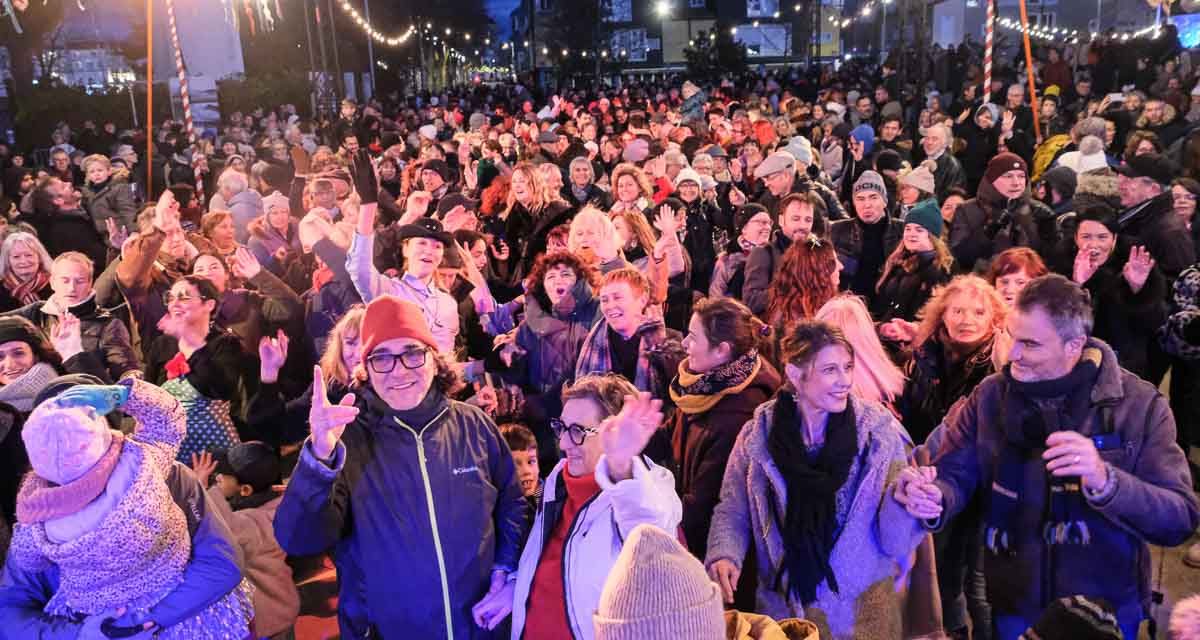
[{"x1": 3, "y1": 34, "x2": 1200, "y2": 640}]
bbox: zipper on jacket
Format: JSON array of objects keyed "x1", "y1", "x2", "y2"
[{"x1": 394, "y1": 409, "x2": 453, "y2": 640}]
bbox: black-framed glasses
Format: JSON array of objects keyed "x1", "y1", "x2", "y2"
[
  {"x1": 550, "y1": 418, "x2": 599, "y2": 446},
  {"x1": 366, "y1": 348, "x2": 429, "y2": 374},
  {"x1": 163, "y1": 292, "x2": 199, "y2": 305}
]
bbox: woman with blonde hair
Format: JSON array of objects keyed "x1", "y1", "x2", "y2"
[
  {"x1": 198, "y1": 210, "x2": 241, "y2": 260},
  {"x1": 609, "y1": 162, "x2": 655, "y2": 215},
  {"x1": 536, "y1": 162, "x2": 567, "y2": 204},
  {"x1": 0, "y1": 231, "x2": 53, "y2": 313},
  {"x1": 815, "y1": 295, "x2": 906, "y2": 407},
  {"x1": 247, "y1": 305, "x2": 365, "y2": 448},
  {"x1": 900, "y1": 274, "x2": 1007, "y2": 640},
  {"x1": 501, "y1": 162, "x2": 571, "y2": 284}
]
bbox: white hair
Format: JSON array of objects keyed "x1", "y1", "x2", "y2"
[
  {"x1": 0, "y1": 232, "x2": 52, "y2": 281},
  {"x1": 217, "y1": 168, "x2": 248, "y2": 195}
]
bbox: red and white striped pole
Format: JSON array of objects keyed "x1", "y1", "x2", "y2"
[
  {"x1": 984, "y1": 0, "x2": 995, "y2": 102},
  {"x1": 163, "y1": 0, "x2": 204, "y2": 203}
]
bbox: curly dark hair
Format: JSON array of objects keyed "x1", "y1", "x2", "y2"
[{"x1": 525, "y1": 250, "x2": 600, "y2": 311}]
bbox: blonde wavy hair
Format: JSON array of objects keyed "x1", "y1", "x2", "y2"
[
  {"x1": 610, "y1": 209, "x2": 656, "y2": 254},
  {"x1": 319, "y1": 306, "x2": 365, "y2": 386},
  {"x1": 815, "y1": 295, "x2": 906, "y2": 404},
  {"x1": 568, "y1": 206, "x2": 620, "y2": 261},
  {"x1": 536, "y1": 162, "x2": 567, "y2": 204},
  {"x1": 610, "y1": 163, "x2": 654, "y2": 204},
  {"x1": 912, "y1": 274, "x2": 1008, "y2": 351},
  {"x1": 502, "y1": 162, "x2": 552, "y2": 217}
]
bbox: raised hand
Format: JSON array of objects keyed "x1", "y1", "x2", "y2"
[
  {"x1": 599, "y1": 392, "x2": 663, "y2": 481},
  {"x1": 1122, "y1": 245, "x2": 1155, "y2": 294},
  {"x1": 105, "y1": 218, "x2": 129, "y2": 250},
  {"x1": 1073, "y1": 248, "x2": 1101, "y2": 285},
  {"x1": 729, "y1": 185, "x2": 747, "y2": 207},
  {"x1": 308, "y1": 365, "x2": 359, "y2": 460},
  {"x1": 489, "y1": 239, "x2": 510, "y2": 261},
  {"x1": 153, "y1": 189, "x2": 180, "y2": 233},
  {"x1": 1002, "y1": 110, "x2": 1016, "y2": 133},
  {"x1": 50, "y1": 312, "x2": 83, "y2": 361},
  {"x1": 653, "y1": 204, "x2": 680, "y2": 236},
  {"x1": 849, "y1": 137, "x2": 865, "y2": 162},
  {"x1": 229, "y1": 246, "x2": 262, "y2": 281},
  {"x1": 259, "y1": 329, "x2": 290, "y2": 384},
  {"x1": 456, "y1": 241, "x2": 488, "y2": 290},
  {"x1": 402, "y1": 190, "x2": 432, "y2": 225},
  {"x1": 190, "y1": 451, "x2": 218, "y2": 488}
]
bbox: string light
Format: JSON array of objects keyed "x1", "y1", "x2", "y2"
[{"x1": 337, "y1": 0, "x2": 416, "y2": 46}]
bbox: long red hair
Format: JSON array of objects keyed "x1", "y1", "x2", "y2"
[{"x1": 766, "y1": 239, "x2": 839, "y2": 327}]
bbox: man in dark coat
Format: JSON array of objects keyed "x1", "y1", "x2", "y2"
[
  {"x1": 949, "y1": 153, "x2": 1055, "y2": 273},
  {"x1": 896, "y1": 275, "x2": 1200, "y2": 640},
  {"x1": 832, "y1": 171, "x2": 904, "y2": 306},
  {"x1": 1116, "y1": 153, "x2": 1197, "y2": 282}
]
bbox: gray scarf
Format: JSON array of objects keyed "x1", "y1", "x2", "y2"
[{"x1": 0, "y1": 363, "x2": 59, "y2": 414}]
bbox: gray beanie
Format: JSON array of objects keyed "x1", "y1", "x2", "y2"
[
  {"x1": 593, "y1": 525, "x2": 724, "y2": 640},
  {"x1": 853, "y1": 170, "x2": 889, "y2": 204},
  {"x1": 1076, "y1": 116, "x2": 1108, "y2": 142}
]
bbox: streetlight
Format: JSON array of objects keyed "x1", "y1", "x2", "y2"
[
  {"x1": 465, "y1": 33, "x2": 471, "y2": 40},
  {"x1": 655, "y1": 1, "x2": 670, "y2": 16}
]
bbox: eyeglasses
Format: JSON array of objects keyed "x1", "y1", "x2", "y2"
[
  {"x1": 163, "y1": 292, "x2": 200, "y2": 305},
  {"x1": 550, "y1": 418, "x2": 599, "y2": 446},
  {"x1": 366, "y1": 348, "x2": 429, "y2": 373}
]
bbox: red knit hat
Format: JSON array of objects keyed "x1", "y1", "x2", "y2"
[
  {"x1": 984, "y1": 152, "x2": 1028, "y2": 185},
  {"x1": 358, "y1": 296, "x2": 439, "y2": 360}
]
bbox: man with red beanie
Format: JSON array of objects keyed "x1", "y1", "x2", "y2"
[
  {"x1": 948, "y1": 151, "x2": 1055, "y2": 272},
  {"x1": 274, "y1": 295, "x2": 528, "y2": 639}
]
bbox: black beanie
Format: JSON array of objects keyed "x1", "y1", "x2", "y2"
[
  {"x1": 734, "y1": 203, "x2": 771, "y2": 235},
  {"x1": 0, "y1": 317, "x2": 46, "y2": 353},
  {"x1": 1024, "y1": 596, "x2": 1123, "y2": 640}
]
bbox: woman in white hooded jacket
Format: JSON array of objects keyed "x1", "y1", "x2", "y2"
[{"x1": 503, "y1": 374, "x2": 683, "y2": 640}]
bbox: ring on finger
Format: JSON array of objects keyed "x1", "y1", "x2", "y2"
[{"x1": 1073, "y1": 454, "x2": 1080, "y2": 465}]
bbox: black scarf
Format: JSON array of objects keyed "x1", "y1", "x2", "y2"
[
  {"x1": 767, "y1": 391, "x2": 858, "y2": 605},
  {"x1": 985, "y1": 349, "x2": 1102, "y2": 555}
]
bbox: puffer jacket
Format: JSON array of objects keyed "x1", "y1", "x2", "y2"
[
  {"x1": 705, "y1": 396, "x2": 925, "y2": 639},
  {"x1": 949, "y1": 179, "x2": 1056, "y2": 273},
  {"x1": 680, "y1": 197, "x2": 720, "y2": 295},
  {"x1": 508, "y1": 456, "x2": 683, "y2": 640},
  {"x1": 6, "y1": 295, "x2": 141, "y2": 381},
  {"x1": 925, "y1": 338, "x2": 1200, "y2": 629},
  {"x1": 81, "y1": 176, "x2": 136, "y2": 242},
  {"x1": 274, "y1": 387, "x2": 528, "y2": 639}
]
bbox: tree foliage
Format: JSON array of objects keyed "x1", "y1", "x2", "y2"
[{"x1": 684, "y1": 26, "x2": 748, "y2": 82}]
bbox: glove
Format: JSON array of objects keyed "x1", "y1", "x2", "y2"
[{"x1": 54, "y1": 385, "x2": 131, "y2": 417}]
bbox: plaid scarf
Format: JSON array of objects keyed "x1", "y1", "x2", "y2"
[
  {"x1": 3, "y1": 270, "x2": 49, "y2": 306},
  {"x1": 575, "y1": 318, "x2": 669, "y2": 392},
  {"x1": 669, "y1": 350, "x2": 761, "y2": 415}
]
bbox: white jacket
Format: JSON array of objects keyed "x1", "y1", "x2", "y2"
[{"x1": 509, "y1": 455, "x2": 683, "y2": 640}]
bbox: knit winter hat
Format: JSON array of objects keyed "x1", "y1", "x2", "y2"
[
  {"x1": 904, "y1": 198, "x2": 944, "y2": 238},
  {"x1": 1076, "y1": 136, "x2": 1109, "y2": 173},
  {"x1": 783, "y1": 135, "x2": 814, "y2": 166},
  {"x1": 1040, "y1": 165, "x2": 1078, "y2": 200},
  {"x1": 0, "y1": 317, "x2": 47, "y2": 353},
  {"x1": 623, "y1": 139, "x2": 650, "y2": 163},
  {"x1": 359, "y1": 295, "x2": 439, "y2": 361},
  {"x1": 734, "y1": 204, "x2": 772, "y2": 236},
  {"x1": 900, "y1": 163, "x2": 937, "y2": 195},
  {"x1": 1076, "y1": 117, "x2": 1109, "y2": 142},
  {"x1": 673, "y1": 168, "x2": 702, "y2": 189},
  {"x1": 418, "y1": 124, "x2": 437, "y2": 141},
  {"x1": 262, "y1": 191, "x2": 289, "y2": 214},
  {"x1": 23, "y1": 402, "x2": 114, "y2": 485},
  {"x1": 985, "y1": 152, "x2": 1028, "y2": 185},
  {"x1": 853, "y1": 170, "x2": 889, "y2": 203},
  {"x1": 1021, "y1": 595, "x2": 1122, "y2": 640},
  {"x1": 593, "y1": 525, "x2": 724, "y2": 640}
]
